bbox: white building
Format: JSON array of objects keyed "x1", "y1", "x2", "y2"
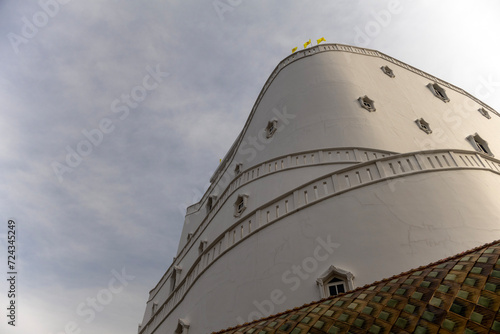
[{"x1": 138, "y1": 44, "x2": 500, "y2": 334}]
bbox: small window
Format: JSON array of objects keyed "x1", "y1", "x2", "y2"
[
  {"x1": 187, "y1": 232, "x2": 193, "y2": 241},
  {"x1": 206, "y1": 195, "x2": 217, "y2": 213},
  {"x1": 316, "y1": 265, "x2": 354, "y2": 298},
  {"x1": 381, "y1": 65, "x2": 395, "y2": 78},
  {"x1": 151, "y1": 302, "x2": 158, "y2": 315},
  {"x1": 467, "y1": 133, "x2": 493, "y2": 156},
  {"x1": 175, "y1": 319, "x2": 190, "y2": 334},
  {"x1": 415, "y1": 118, "x2": 432, "y2": 134},
  {"x1": 233, "y1": 194, "x2": 249, "y2": 217},
  {"x1": 326, "y1": 277, "x2": 346, "y2": 296},
  {"x1": 358, "y1": 95, "x2": 376, "y2": 112},
  {"x1": 198, "y1": 240, "x2": 207, "y2": 255},
  {"x1": 266, "y1": 119, "x2": 278, "y2": 138},
  {"x1": 234, "y1": 163, "x2": 243, "y2": 175},
  {"x1": 427, "y1": 83, "x2": 450, "y2": 102},
  {"x1": 478, "y1": 108, "x2": 491, "y2": 119},
  {"x1": 170, "y1": 266, "x2": 182, "y2": 293}
]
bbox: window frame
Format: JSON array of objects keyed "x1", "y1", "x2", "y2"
[
  {"x1": 266, "y1": 118, "x2": 278, "y2": 138},
  {"x1": 478, "y1": 108, "x2": 491, "y2": 119},
  {"x1": 427, "y1": 83, "x2": 450, "y2": 102},
  {"x1": 381, "y1": 65, "x2": 395, "y2": 78},
  {"x1": 316, "y1": 265, "x2": 354, "y2": 298},
  {"x1": 467, "y1": 133, "x2": 493, "y2": 156},
  {"x1": 358, "y1": 95, "x2": 376, "y2": 112},
  {"x1": 233, "y1": 194, "x2": 249, "y2": 217},
  {"x1": 415, "y1": 118, "x2": 432, "y2": 134}
]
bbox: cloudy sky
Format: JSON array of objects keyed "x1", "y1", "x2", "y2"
[{"x1": 1, "y1": 1, "x2": 500, "y2": 333}]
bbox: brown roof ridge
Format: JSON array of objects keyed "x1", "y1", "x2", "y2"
[{"x1": 211, "y1": 238, "x2": 500, "y2": 334}]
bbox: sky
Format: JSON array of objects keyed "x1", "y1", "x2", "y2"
[{"x1": 1, "y1": 1, "x2": 500, "y2": 333}]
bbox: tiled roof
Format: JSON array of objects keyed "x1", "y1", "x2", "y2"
[{"x1": 213, "y1": 240, "x2": 500, "y2": 334}]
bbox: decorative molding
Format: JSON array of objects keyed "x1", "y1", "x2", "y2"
[{"x1": 139, "y1": 148, "x2": 500, "y2": 334}]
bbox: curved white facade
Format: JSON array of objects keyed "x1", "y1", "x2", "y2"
[{"x1": 139, "y1": 44, "x2": 500, "y2": 334}]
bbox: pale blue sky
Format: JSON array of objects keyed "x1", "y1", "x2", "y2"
[{"x1": 1, "y1": 1, "x2": 499, "y2": 333}]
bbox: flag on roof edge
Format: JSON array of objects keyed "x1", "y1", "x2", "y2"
[
  {"x1": 292, "y1": 47, "x2": 298, "y2": 53},
  {"x1": 317, "y1": 37, "x2": 326, "y2": 44}
]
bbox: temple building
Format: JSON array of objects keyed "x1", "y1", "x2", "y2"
[{"x1": 138, "y1": 44, "x2": 500, "y2": 334}]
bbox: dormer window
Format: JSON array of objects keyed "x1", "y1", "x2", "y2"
[
  {"x1": 381, "y1": 65, "x2": 395, "y2": 78},
  {"x1": 233, "y1": 194, "x2": 249, "y2": 217},
  {"x1": 358, "y1": 96, "x2": 376, "y2": 112},
  {"x1": 467, "y1": 133, "x2": 493, "y2": 156},
  {"x1": 478, "y1": 108, "x2": 491, "y2": 119},
  {"x1": 415, "y1": 118, "x2": 432, "y2": 134},
  {"x1": 316, "y1": 265, "x2": 355, "y2": 298},
  {"x1": 266, "y1": 118, "x2": 278, "y2": 138},
  {"x1": 427, "y1": 83, "x2": 450, "y2": 102},
  {"x1": 234, "y1": 163, "x2": 242, "y2": 175}
]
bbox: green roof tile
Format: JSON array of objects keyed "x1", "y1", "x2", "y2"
[
  {"x1": 368, "y1": 324, "x2": 381, "y2": 334},
  {"x1": 290, "y1": 328, "x2": 302, "y2": 334},
  {"x1": 445, "y1": 273, "x2": 457, "y2": 281},
  {"x1": 313, "y1": 321, "x2": 324, "y2": 329},
  {"x1": 478, "y1": 296, "x2": 490, "y2": 308},
  {"x1": 485, "y1": 282, "x2": 497, "y2": 292},
  {"x1": 395, "y1": 317, "x2": 407, "y2": 329},
  {"x1": 429, "y1": 297, "x2": 442, "y2": 307},
  {"x1": 414, "y1": 325, "x2": 427, "y2": 334},
  {"x1": 372, "y1": 296, "x2": 382, "y2": 303},
  {"x1": 438, "y1": 285, "x2": 450, "y2": 293},
  {"x1": 324, "y1": 310, "x2": 334, "y2": 317},
  {"x1": 327, "y1": 326, "x2": 339, "y2": 334},
  {"x1": 457, "y1": 290, "x2": 469, "y2": 299},
  {"x1": 470, "y1": 312, "x2": 483, "y2": 324},
  {"x1": 453, "y1": 264, "x2": 464, "y2": 270},
  {"x1": 422, "y1": 311, "x2": 434, "y2": 322},
  {"x1": 471, "y1": 267, "x2": 482, "y2": 274},
  {"x1": 412, "y1": 291, "x2": 423, "y2": 300},
  {"x1": 387, "y1": 299, "x2": 398, "y2": 308},
  {"x1": 478, "y1": 256, "x2": 489, "y2": 263},
  {"x1": 353, "y1": 318, "x2": 364, "y2": 328},
  {"x1": 403, "y1": 304, "x2": 416, "y2": 314},
  {"x1": 362, "y1": 306, "x2": 373, "y2": 315},
  {"x1": 491, "y1": 320, "x2": 500, "y2": 332},
  {"x1": 338, "y1": 313, "x2": 349, "y2": 322},
  {"x1": 465, "y1": 278, "x2": 476, "y2": 286},
  {"x1": 347, "y1": 302, "x2": 358, "y2": 310},
  {"x1": 301, "y1": 316, "x2": 311, "y2": 324},
  {"x1": 428, "y1": 271, "x2": 438, "y2": 278},
  {"x1": 492, "y1": 270, "x2": 500, "y2": 278},
  {"x1": 378, "y1": 311, "x2": 390, "y2": 321},
  {"x1": 442, "y1": 319, "x2": 455, "y2": 331},
  {"x1": 420, "y1": 280, "x2": 431, "y2": 288}
]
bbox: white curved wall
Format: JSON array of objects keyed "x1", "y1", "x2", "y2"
[{"x1": 139, "y1": 44, "x2": 500, "y2": 334}]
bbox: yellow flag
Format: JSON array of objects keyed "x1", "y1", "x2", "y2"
[
  {"x1": 292, "y1": 47, "x2": 298, "y2": 53},
  {"x1": 303, "y1": 39, "x2": 311, "y2": 48},
  {"x1": 317, "y1": 37, "x2": 326, "y2": 44}
]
